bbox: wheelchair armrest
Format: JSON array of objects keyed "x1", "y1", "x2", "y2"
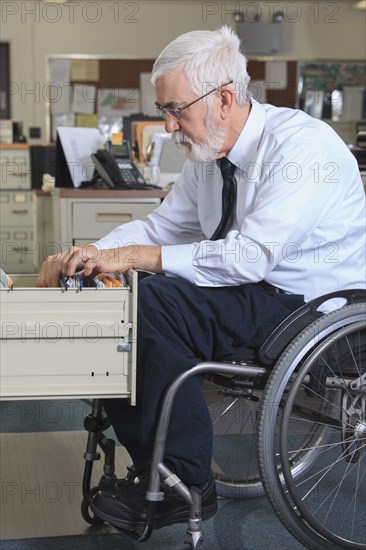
[{"x1": 258, "y1": 289, "x2": 366, "y2": 365}]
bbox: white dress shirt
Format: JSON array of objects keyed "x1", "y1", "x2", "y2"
[{"x1": 94, "y1": 100, "x2": 366, "y2": 303}]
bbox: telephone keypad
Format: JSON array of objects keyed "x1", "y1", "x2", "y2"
[{"x1": 118, "y1": 162, "x2": 144, "y2": 184}]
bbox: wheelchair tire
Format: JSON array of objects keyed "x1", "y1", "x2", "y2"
[{"x1": 257, "y1": 303, "x2": 366, "y2": 550}]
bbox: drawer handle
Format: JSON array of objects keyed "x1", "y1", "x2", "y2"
[
  {"x1": 11, "y1": 209, "x2": 29, "y2": 215},
  {"x1": 8, "y1": 245, "x2": 29, "y2": 252},
  {"x1": 9, "y1": 173, "x2": 28, "y2": 178},
  {"x1": 96, "y1": 213, "x2": 132, "y2": 223}
]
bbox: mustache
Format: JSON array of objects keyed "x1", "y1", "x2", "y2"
[{"x1": 173, "y1": 131, "x2": 193, "y2": 145}]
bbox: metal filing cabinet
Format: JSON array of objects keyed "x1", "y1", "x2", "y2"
[{"x1": 0, "y1": 145, "x2": 34, "y2": 273}]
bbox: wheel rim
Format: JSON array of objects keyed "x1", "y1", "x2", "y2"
[{"x1": 280, "y1": 321, "x2": 366, "y2": 548}]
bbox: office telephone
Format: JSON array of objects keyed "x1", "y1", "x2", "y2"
[{"x1": 91, "y1": 141, "x2": 158, "y2": 189}]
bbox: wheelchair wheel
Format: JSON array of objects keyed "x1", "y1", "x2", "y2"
[
  {"x1": 257, "y1": 303, "x2": 366, "y2": 549},
  {"x1": 206, "y1": 371, "x2": 332, "y2": 499},
  {"x1": 206, "y1": 378, "x2": 265, "y2": 498}
]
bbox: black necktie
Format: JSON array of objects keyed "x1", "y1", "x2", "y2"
[{"x1": 210, "y1": 157, "x2": 237, "y2": 240}]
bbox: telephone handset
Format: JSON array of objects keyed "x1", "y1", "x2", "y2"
[{"x1": 91, "y1": 141, "x2": 159, "y2": 190}]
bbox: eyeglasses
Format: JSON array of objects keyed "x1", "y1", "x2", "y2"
[{"x1": 155, "y1": 80, "x2": 233, "y2": 120}]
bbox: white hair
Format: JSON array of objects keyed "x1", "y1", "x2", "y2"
[{"x1": 151, "y1": 26, "x2": 250, "y2": 106}]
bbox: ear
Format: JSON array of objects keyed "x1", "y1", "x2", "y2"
[{"x1": 218, "y1": 86, "x2": 234, "y2": 119}]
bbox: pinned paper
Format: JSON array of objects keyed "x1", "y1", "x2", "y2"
[
  {"x1": 72, "y1": 84, "x2": 97, "y2": 114},
  {"x1": 265, "y1": 62, "x2": 287, "y2": 90},
  {"x1": 98, "y1": 89, "x2": 140, "y2": 117},
  {"x1": 71, "y1": 59, "x2": 99, "y2": 82},
  {"x1": 76, "y1": 114, "x2": 98, "y2": 128},
  {"x1": 49, "y1": 58, "x2": 71, "y2": 84}
]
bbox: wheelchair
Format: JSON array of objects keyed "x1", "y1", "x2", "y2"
[{"x1": 80, "y1": 289, "x2": 366, "y2": 550}]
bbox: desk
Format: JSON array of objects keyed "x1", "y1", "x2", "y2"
[{"x1": 34, "y1": 187, "x2": 168, "y2": 269}]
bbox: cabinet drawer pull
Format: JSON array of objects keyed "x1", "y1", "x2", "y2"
[
  {"x1": 11, "y1": 209, "x2": 29, "y2": 215},
  {"x1": 7, "y1": 245, "x2": 29, "y2": 252},
  {"x1": 96, "y1": 213, "x2": 132, "y2": 223}
]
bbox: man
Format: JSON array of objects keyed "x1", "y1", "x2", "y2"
[{"x1": 37, "y1": 26, "x2": 365, "y2": 531}]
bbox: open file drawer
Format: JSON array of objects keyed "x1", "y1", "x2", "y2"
[{"x1": 0, "y1": 271, "x2": 137, "y2": 402}]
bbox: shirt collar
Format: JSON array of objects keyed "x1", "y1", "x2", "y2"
[{"x1": 226, "y1": 100, "x2": 266, "y2": 171}]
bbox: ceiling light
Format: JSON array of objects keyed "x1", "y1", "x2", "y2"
[{"x1": 353, "y1": 0, "x2": 366, "y2": 8}]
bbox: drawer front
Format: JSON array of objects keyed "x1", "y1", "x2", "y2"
[
  {"x1": 0, "y1": 149, "x2": 31, "y2": 190},
  {"x1": 0, "y1": 238, "x2": 36, "y2": 273},
  {"x1": 72, "y1": 200, "x2": 160, "y2": 239},
  {"x1": 1, "y1": 339, "x2": 131, "y2": 399},
  {"x1": 0, "y1": 272, "x2": 138, "y2": 401},
  {"x1": 0, "y1": 191, "x2": 33, "y2": 226},
  {"x1": 0, "y1": 260, "x2": 35, "y2": 274},
  {"x1": 0, "y1": 191, "x2": 34, "y2": 272}
]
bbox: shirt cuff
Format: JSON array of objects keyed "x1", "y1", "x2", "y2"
[{"x1": 161, "y1": 244, "x2": 194, "y2": 282}]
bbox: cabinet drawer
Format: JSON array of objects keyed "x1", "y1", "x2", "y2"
[
  {"x1": 0, "y1": 271, "x2": 138, "y2": 401},
  {"x1": 0, "y1": 237, "x2": 35, "y2": 274},
  {"x1": 72, "y1": 200, "x2": 160, "y2": 239},
  {"x1": 0, "y1": 191, "x2": 33, "y2": 226},
  {"x1": 0, "y1": 149, "x2": 31, "y2": 190}
]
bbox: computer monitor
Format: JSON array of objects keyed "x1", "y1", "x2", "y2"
[
  {"x1": 55, "y1": 127, "x2": 104, "y2": 188},
  {"x1": 151, "y1": 133, "x2": 186, "y2": 186},
  {"x1": 159, "y1": 138, "x2": 186, "y2": 174}
]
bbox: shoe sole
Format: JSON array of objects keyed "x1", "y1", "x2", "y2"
[{"x1": 90, "y1": 499, "x2": 218, "y2": 532}]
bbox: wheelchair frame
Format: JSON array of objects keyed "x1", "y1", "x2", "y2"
[{"x1": 81, "y1": 289, "x2": 366, "y2": 550}]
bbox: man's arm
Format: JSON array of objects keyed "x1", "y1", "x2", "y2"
[
  {"x1": 36, "y1": 244, "x2": 162, "y2": 287},
  {"x1": 36, "y1": 160, "x2": 202, "y2": 288}
]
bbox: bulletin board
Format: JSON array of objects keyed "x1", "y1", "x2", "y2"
[
  {"x1": 46, "y1": 56, "x2": 298, "y2": 143},
  {"x1": 46, "y1": 56, "x2": 155, "y2": 142}
]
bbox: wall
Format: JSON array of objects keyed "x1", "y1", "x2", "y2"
[{"x1": 1, "y1": 0, "x2": 365, "y2": 143}]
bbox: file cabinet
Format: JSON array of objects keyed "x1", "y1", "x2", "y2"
[
  {"x1": 0, "y1": 145, "x2": 34, "y2": 273},
  {"x1": 0, "y1": 271, "x2": 138, "y2": 401},
  {"x1": 35, "y1": 188, "x2": 167, "y2": 268}
]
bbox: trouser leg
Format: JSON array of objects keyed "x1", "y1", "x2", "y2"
[{"x1": 103, "y1": 275, "x2": 304, "y2": 484}]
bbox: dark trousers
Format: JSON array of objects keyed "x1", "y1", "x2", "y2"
[{"x1": 102, "y1": 275, "x2": 305, "y2": 485}]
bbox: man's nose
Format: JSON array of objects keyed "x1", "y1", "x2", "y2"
[{"x1": 164, "y1": 115, "x2": 180, "y2": 133}]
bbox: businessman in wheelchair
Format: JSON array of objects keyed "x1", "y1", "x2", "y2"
[{"x1": 37, "y1": 26, "x2": 365, "y2": 549}]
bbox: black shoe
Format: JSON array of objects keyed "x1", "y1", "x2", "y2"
[{"x1": 90, "y1": 469, "x2": 218, "y2": 532}]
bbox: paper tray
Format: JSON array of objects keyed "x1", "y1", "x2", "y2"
[{"x1": 0, "y1": 271, "x2": 137, "y2": 402}]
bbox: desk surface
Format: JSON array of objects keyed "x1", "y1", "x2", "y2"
[{"x1": 0, "y1": 143, "x2": 30, "y2": 150}]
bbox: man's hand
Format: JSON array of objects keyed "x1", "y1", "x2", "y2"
[{"x1": 36, "y1": 244, "x2": 162, "y2": 287}]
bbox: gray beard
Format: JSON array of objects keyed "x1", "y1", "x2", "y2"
[{"x1": 172, "y1": 109, "x2": 226, "y2": 163}]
